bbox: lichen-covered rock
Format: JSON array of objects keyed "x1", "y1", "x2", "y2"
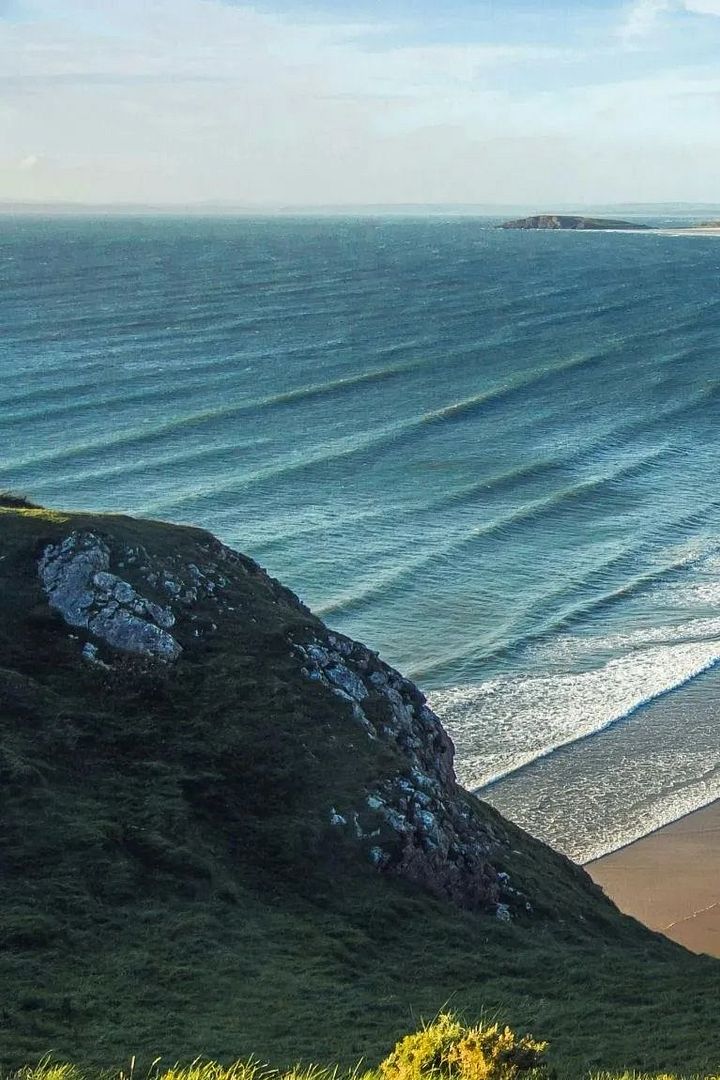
[{"x1": 39, "y1": 533, "x2": 181, "y2": 661}]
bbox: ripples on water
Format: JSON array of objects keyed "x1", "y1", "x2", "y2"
[{"x1": 4, "y1": 214, "x2": 720, "y2": 861}]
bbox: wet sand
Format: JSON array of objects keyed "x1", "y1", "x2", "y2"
[{"x1": 586, "y1": 801, "x2": 720, "y2": 956}]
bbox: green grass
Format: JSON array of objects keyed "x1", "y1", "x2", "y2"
[{"x1": 2, "y1": 504, "x2": 720, "y2": 1077}]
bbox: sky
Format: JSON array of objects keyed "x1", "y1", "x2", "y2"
[{"x1": 2, "y1": 0, "x2": 720, "y2": 205}]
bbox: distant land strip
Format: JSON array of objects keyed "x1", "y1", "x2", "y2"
[{"x1": 500, "y1": 213, "x2": 720, "y2": 233}]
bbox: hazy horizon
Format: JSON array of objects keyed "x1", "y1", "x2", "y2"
[{"x1": 3, "y1": 200, "x2": 720, "y2": 216}]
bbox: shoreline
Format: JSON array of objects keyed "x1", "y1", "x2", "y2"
[
  {"x1": 586, "y1": 799, "x2": 720, "y2": 956},
  {"x1": 657, "y1": 227, "x2": 720, "y2": 237}
]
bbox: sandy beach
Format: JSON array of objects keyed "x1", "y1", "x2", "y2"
[
  {"x1": 659, "y1": 227, "x2": 720, "y2": 237},
  {"x1": 587, "y1": 801, "x2": 720, "y2": 956}
]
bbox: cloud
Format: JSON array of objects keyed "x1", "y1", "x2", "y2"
[
  {"x1": 618, "y1": 0, "x2": 674, "y2": 44},
  {"x1": 619, "y1": 0, "x2": 720, "y2": 43},
  {"x1": 18, "y1": 153, "x2": 39, "y2": 169}
]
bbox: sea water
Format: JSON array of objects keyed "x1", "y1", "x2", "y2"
[{"x1": 4, "y1": 213, "x2": 720, "y2": 862}]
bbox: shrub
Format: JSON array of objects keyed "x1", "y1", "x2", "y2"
[
  {"x1": 0, "y1": 491, "x2": 40, "y2": 509},
  {"x1": 379, "y1": 1013, "x2": 547, "y2": 1080}
]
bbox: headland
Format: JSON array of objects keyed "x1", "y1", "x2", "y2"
[
  {"x1": 499, "y1": 214, "x2": 650, "y2": 230},
  {"x1": 499, "y1": 213, "x2": 720, "y2": 235}
]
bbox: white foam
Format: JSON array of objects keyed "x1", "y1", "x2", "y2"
[
  {"x1": 484, "y1": 739, "x2": 720, "y2": 864},
  {"x1": 430, "y1": 635, "x2": 720, "y2": 791}
]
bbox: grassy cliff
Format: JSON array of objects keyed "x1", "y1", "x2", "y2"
[{"x1": 1, "y1": 500, "x2": 719, "y2": 1077}]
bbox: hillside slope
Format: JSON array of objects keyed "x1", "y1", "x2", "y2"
[{"x1": 1, "y1": 499, "x2": 719, "y2": 1076}]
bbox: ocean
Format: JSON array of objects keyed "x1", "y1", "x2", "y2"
[{"x1": 4, "y1": 212, "x2": 720, "y2": 863}]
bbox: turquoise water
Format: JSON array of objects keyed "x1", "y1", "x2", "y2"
[{"x1": 4, "y1": 214, "x2": 720, "y2": 860}]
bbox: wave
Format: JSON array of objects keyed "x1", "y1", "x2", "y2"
[
  {"x1": 0, "y1": 354, "x2": 431, "y2": 429},
  {"x1": 4, "y1": 321, "x2": 676, "y2": 484},
  {"x1": 3, "y1": 327, "x2": 556, "y2": 466},
  {"x1": 250, "y1": 417, "x2": 685, "y2": 554},
  {"x1": 25, "y1": 436, "x2": 278, "y2": 493},
  {"x1": 136, "y1": 350, "x2": 673, "y2": 514},
  {"x1": 315, "y1": 446, "x2": 675, "y2": 619},
  {"x1": 252, "y1": 451, "x2": 588, "y2": 554},
  {"x1": 0, "y1": 356, "x2": 441, "y2": 477},
  {"x1": 132, "y1": 350, "x2": 720, "y2": 518},
  {"x1": 431, "y1": 631, "x2": 720, "y2": 793},
  {"x1": 407, "y1": 545, "x2": 708, "y2": 683},
  {"x1": 416, "y1": 348, "x2": 609, "y2": 429}
]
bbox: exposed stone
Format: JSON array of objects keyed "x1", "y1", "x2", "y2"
[
  {"x1": 82, "y1": 642, "x2": 100, "y2": 663},
  {"x1": 90, "y1": 605, "x2": 181, "y2": 661},
  {"x1": 369, "y1": 846, "x2": 389, "y2": 867},
  {"x1": 39, "y1": 533, "x2": 182, "y2": 662},
  {"x1": 324, "y1": 664, "x2": 368, "y2": 701},
  {"x1": 306, "y1": 643, "x2": 332, "y2": 666},
  {"x1": 289, "y1": 624, "x2": 520, "y2": 913}
]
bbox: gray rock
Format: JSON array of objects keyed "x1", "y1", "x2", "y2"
[
  {"x1": 163, "y1": 578, "x2": 181, "y2": 598},
  {"x1": 39, "y1": 533, "x2": 182, "y2": 662},
  {"x1": 383, "y1": 806, "x2": 410, "y2": 833},
  {"x1": 39, "y1": 534, "x2": 108, "y2": 626},
  {"x1": 325, "y1": 664, "x2": 368, "y2": 701},
  {"x1": 351, "y1": 702, "x2": 377, "y2": 737},
  {"x1": 89, "y1": 606, "x2": 181, "y2": 661},
  {"x1": 306, "y1": 643, "x2": 332, "y2": 667},
  {"x1": 383, "y1": 685, "x2": 413, "y2": 724},
  {"x1": 290, "y1": 625, "x2": 518, "y2": 912}
]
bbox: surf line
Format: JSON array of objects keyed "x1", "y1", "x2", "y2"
[{"x1": 463, "y1": 651, "x2": 720, "y2": 794}]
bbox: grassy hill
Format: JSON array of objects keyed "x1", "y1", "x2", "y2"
[{"x1": 1, "y1": 498, "x2": 720, "y2": 1077}]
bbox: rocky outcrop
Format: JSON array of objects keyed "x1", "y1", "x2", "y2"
[
  {"x1": 35, "y1": 523, "x2": 524, "y2": 918},
  {"x1": 500, "y1": 214, "x2": 648, "y2": 231},
  {"x1": 294, "y1": 632, "x2": 526, "y2": 917},
  {"x1": 39, "y1": 533, "x2": 182, "y2": 661}
]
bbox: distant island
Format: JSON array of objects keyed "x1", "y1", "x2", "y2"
[{"x1": 500, "y1": 214, "x2": 650, "y2": 231}]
